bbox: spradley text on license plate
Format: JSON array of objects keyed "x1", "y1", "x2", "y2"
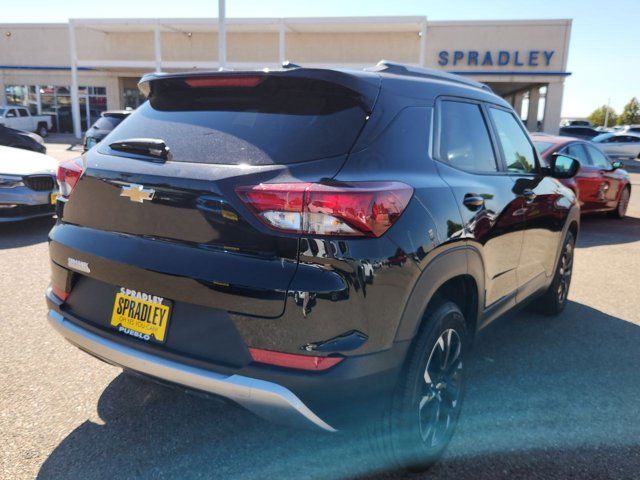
[{"x1": 110, "y1": 287, "x2": 171, "y2": 343}]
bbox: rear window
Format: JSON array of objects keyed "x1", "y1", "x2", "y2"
[
  {"x1": 100, "y1": 76, "x2": 369, "y2": 165},
  {"x1": 93, "y1": 115, "x2": 124, "y2": 130}
]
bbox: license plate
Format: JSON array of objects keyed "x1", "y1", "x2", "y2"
[
  {"x1": 50, "y1": 192, "x2": 59, "y2": 205},
  {"x1": 110, "y1": 289, "x2": 171, "y2": 343}
]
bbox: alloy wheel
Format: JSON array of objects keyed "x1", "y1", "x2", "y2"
[
  {"x1": 557, "y1": 241, "x2": 574, "y2": 304},
  {"x1": 418, "y1": 328, "x2": 463, "y2": 447}
]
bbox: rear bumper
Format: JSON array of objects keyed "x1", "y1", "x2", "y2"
[{"x1": 47, "y1": 307, "x2": 336, "y2": 432}]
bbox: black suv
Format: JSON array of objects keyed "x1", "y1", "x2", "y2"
[{"x1": 46, "y1": 62, "x2": 580, "y2": 470}]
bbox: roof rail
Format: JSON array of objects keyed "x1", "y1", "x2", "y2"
[{"x1": 367, "y1": 60, "x2": 492, "y2": 92}]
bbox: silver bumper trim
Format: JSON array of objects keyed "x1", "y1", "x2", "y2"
[{"x1": 47, "y1": 309, "x2": 336, "y2": 432}]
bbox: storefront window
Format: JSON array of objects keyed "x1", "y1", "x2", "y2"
[
  {"x1": 121, "y1": 77, "x2": 146, "y2": 109},
  {"x1": 6, "y1": 84, "x2": 109, "y2": 133}
]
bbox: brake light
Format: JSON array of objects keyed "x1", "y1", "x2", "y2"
[
  {"x1": 184, "y1": 76, "x2": 264, "y2": 88},
  {"x1": 249, "y1": 348, "x2": 343, "y2": 371},
  {"x1": 236, "y1": 182, "x2": 413, "y2": 237},
  {"x1": 56, "y1": 157, "x2": 84, "y2": 198}
]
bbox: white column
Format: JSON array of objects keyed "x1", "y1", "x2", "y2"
[
  {"x1": 278, "y1": 20, "x2": 286, "y2": 65},
  {"x1": 68, "y1": 21, "x2": 82, "y2": 138},
  {"x1": 35, "y1": 85, "x2": 42, "y2": 114},
  {"x1": 0, "y1": 77, "x2": 6, "y2": 106},
  {"x1": 513, "y1": 91, "x2": 525, "y2": 120},
  {"x1": 154, "y1": 24, "x2": 162, "y2": 72},
  {"x1": 419, "y1": 20, "x2": 427, "y2": 66},
  {"x1": 543, "y1": 82, "x2": 564, "y2": 135},
  {"x1": 526, "y1": 87, "x2": 541, "y2": 132},
  {"x1": 218, "y1": 0, "x2": 226, "y2": 68}
]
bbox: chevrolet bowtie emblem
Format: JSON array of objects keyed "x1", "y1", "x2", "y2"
[{"x1": 120, "y1": 184, "x2": 155, "y2": 203}]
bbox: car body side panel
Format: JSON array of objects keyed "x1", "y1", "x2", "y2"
[{"x1": 513, "y1": 175, "x2": 577, "y2": 302}]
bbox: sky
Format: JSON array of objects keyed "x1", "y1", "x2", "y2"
[{"x1": 5, "y1": 0, "x2": 639, "y2": 118}]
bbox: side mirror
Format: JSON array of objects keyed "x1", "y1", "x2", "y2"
[
  {"x1": 549, "y1": 153, "x2": 580, "y2": 179},
  {"x1": 611, "y1": 160, "x2": 623, "y2": 170}
]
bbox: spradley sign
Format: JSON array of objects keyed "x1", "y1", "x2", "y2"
[{"x1": 438, "y1": 50, "x2": 555, "y2": 67}]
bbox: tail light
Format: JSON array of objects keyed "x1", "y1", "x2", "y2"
[
  {"x1": 249, "y1": 348, "x2": 343, "y2": 371},
  {"x1": 56, "y1": 157, "x2": 84, "y2": 198},
  {"x1": 236, "y1": 182, "x2": 413, "y2": 237}
]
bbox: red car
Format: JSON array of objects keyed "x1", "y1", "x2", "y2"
[{"x1": 531, "y1": 134, "x2": 631, "y2": 218}]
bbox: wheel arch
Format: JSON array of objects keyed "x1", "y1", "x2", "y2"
[{"x1": 394, "y1": 245, "x2": 484, "y2": 344}]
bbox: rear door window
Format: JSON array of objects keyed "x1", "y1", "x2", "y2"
[
  {"x1": 438, "y1": 100, "x2": 498, "y2": 172},
  {"x1": 101, "y1": 76, "x2": 370, "y2": 165},
  {"x1": 586, "y1": 145, "x2": 612, "y2": 169},
  {"x1": 489, "y1": 107, "x2": 538, "y2": 174},
  {"x1": 563, "y1": 143, "x2": 591, "y2": 166}
]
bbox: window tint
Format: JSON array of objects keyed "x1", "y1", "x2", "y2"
[
  {"x1": 627, "y1": 127, "x2": 640, "y2": 133},
  {"x1": 93, "y1": 115, "x2": 123, "y2": 130},
  {"x1": 102, "y1": 77, "x2": 368, "y2": 165},
  {"x1": 489, "y1": 107, "x2": 537, "y2": 173},
  {"x1": 586, "y1": 145, "x2": 611, "y2": 169},
  {"x1": 533, "y1": 141, "x2": 554, "y2": 154},
  {"x1": 18, "y1": 108, "x2": 29, "y2": 117},
  {"x1": 439, "y1": 101, "x2": 497, "y2": 172},
  {"x1": 563, "y1": 143, "x2": 591, "y2": 165}
]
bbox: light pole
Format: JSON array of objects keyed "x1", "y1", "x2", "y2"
[{"x1": 604, "y1": 97, "x2": 611, "y2": 128}]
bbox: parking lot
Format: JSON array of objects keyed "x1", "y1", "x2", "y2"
[{"x1": 1, "y1": 138, "x2": 639, "y2": 480}]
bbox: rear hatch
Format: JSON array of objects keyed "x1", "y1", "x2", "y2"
[{"x1": 53, "y1": 69, "x2": 379, "y2": 319}]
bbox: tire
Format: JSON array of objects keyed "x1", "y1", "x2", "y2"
[
  {"x1": 610, "y1": 186, "x2": 630, "y2": 219},
  {"x1": 370, "y1": 300, "x2": 468, "y2": 472},
  {"x1": 37, "y1": 123, "x2": 49, "y2": 138},
  {"x1": 537, "y1": 230, "x2": 575, "y2": 315}
]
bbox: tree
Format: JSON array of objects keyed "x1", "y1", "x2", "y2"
[
  {"x1": 617, "y1": 97, "x2": 640, "y2": 125},
  {"x1": 588, "y1": 105, "x2": 618, "y2": 127}
]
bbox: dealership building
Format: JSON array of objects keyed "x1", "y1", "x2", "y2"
[{"x1": 0, "y1": 16, "x2": 571, "y2": 137}]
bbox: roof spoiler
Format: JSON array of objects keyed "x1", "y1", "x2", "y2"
[{"x1": 138, "y1": 67, "x2": 381, "y2": 113}]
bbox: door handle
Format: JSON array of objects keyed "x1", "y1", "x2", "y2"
[
  {"x1": 463, "y1": 193, "x2": 485, "y2": 210},
  {"x1": 523, "y1": 189, "x2": 537, "y2": 204}
]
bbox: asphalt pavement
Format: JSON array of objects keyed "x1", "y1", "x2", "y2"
[{"x1": 1, "y1": 140, "x2": 639, "y2": 479}]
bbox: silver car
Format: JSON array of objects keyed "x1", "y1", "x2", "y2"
[
  {"x1": 0, "y1": 145, "x2": 59, "y2": 222},
  {"x1": 591, "y1": 132, "x2": 640, "y2": 160}
]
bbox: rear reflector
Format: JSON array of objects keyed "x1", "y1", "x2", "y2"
[
  {"x1": 56, "y1": 157, "x2": 84, "y2": 198},
  {"x1": 184, "y1": 76, "x2": 264, "y2": 88},
  {"x1": 236, "y1": 182, "x2": 413, "y2": 237},
  {"x1": 51, "y1": 285, "x2": 69, "y2": 302},
  {"x1": 249, "y1": 348, "x2": 343, "y2": 371}
]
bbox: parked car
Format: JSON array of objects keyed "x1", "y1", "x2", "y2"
[
  {"x1": 83, "y1": 110, "x2": 132, "y2": 151},
  {"x1": 0, "y1": 106, "x2": 52, "y2": 137},
  {"x1": 559, "y1": 126, "x2": 601, "y2": 140},
  {"x1": 0, "y1": 146, "x2": 59, "y2": 222},
  {"x1": 561, "y1": 119, "x2": 592, "y2": 127},
  {"x1": 591, "y1": 132, "x2": 640, "y2": 160},
  {"x1": 0, "y1": 124, "x2": 46, "y2": 154},
  {"x1": 617, "y1": 125, "x2": 640, "y2": 135},
  {"x1": 532, "y1": 134, "x2": 631, "y2": 218},
  {"x1": 46, "y1": 63, "x2": 580, "y2": 471}
]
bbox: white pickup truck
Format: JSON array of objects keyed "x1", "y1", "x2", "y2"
[{"x1": 0, "y1": 106, "x2": 53, "y2": 137}]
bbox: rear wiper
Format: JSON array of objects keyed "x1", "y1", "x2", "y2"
[{"x1": 109, "y1": 138, "x2": 170, "y2": 161}]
